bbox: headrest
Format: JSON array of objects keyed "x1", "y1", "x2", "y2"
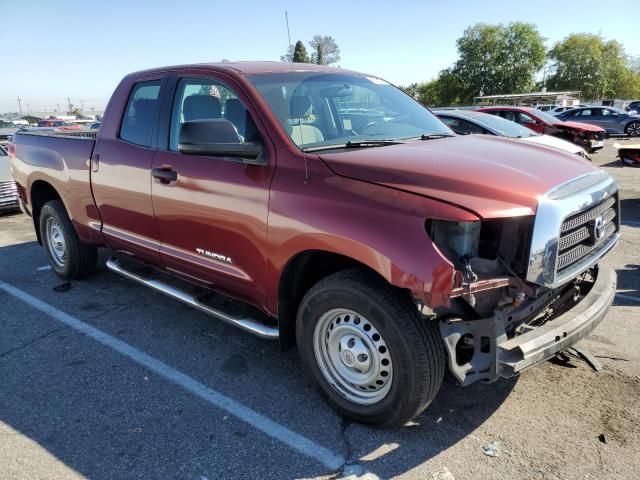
[
  {"x1": 290, "y1": 96, "x2": 313, "y2": 118},
  {"x1": 183, "y1": 95, "x2": 221, "y2": 121},
  {"x1": 224, "y1": 98, "x2": 246, "y2": 135}
]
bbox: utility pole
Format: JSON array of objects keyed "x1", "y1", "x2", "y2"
[
  {"x1": 67, "y1": 97, "x2": 72, "y2": 114},
  {"x1": 17, "y1": 97, "x2": 23, "y2": 115}
]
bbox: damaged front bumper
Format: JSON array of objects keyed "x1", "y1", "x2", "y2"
[{"x1": 440, "y1": 265, "x2": 617, "y2": 385}]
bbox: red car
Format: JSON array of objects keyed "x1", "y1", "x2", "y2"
[
  {"x1": 476, "y1": 106, "x2": 606, "y2": 153},
  {"x1": 9, "y1": 62, "x2": 619, "y2": 427},
  {"x1": 37, "y1": 119, "x2": 83, "y2": 131}
]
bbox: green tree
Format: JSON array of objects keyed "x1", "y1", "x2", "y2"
[
  {"x1": 447, "y1": 22, "x2": 546, "y2": 103},
  {"x1": 280, "y1": 44, "x2": 295, "y2": 63},
  {"x1": 309, "y1": 35, "x2": 340, "y2": 65},
  {"x1": 399, "y1": 83, "x2": 420, "y2": 98},
  {"x1": 547, "y1": 34, "x2": 640, "y2": 99},
  {"x1": 292, "y1": 40, "x2": 310, "y2": 63}
]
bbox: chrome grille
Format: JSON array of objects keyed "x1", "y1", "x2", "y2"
[
  {"x1": 0, "y1": 180, "x2": 18, "y2": 208},
  {"x1": 556, "y1": 195, "x2": 618, "y2": 273}
]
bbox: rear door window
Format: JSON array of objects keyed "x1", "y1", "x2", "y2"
[{"x1": 120, "y1": 80, "x2": 162, "y2": 147}]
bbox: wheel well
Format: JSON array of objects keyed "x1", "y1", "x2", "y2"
[
  {"x1": 30, "y1": 181, "x2": 62, "y2": 244},
  {"x1": 277, "y1": 250, "x2": 407, "y2": 350}
]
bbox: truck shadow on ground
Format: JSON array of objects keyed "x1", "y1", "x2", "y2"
[
  {"x1": 0, "y1": 240, "x2": 515, "y2": 479},
  {"x1": 615, "y1": 265, "x2": 640, "y2": 306},
  {"x1": 346, "y1": 375, "x2": 518, "y2": 478},
  {"x1": 620, "y1": 198, "x2": 640, "y2": 224}
]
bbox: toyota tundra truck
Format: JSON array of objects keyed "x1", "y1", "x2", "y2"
[{"x1": 8, "y1": 62, "x2": 620, "y2": 427}]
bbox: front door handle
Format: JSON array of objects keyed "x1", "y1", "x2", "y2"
[{"x1": 151, "y1": 167, "x2": 178, "y2": 183}]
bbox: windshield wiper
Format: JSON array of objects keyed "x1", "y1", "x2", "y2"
[
  {"x1": 419, "y1": 133, "x2": 455, "y2": 140},
  {"x1": 345, "y1": 139, "x2": 404, "y2": 148},
  {"x1": 301, "y1": 139, "x2": 404, "y2": 152}
]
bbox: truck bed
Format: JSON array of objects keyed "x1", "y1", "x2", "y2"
[{"x1": 11, "y1": 129, "x2": 102, "y2": 244}]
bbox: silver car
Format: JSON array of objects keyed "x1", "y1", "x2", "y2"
[
  {"x1": 556, "y1": 106, "x2": 640, "y2": 136},
  {"x1": 0, "y1": 119, "x2": 19, "y2": 147},
  {"x1": 0, "y1": 145, "x2": 19, "y2": 212}
]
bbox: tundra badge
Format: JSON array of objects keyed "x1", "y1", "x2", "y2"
[{"x1": 196, "y1": 248, "x2": 233, "y2": 264}]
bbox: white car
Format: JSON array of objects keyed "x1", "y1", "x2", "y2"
[
  {"x1": 0, "y1": 145, "x2": 19, "y2": 212},
  {"x1": 435, "y1": 109, "x2": 590, "y2": 159}
]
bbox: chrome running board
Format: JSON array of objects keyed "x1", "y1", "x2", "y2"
[{"x1": 106, "y1": 257, "x2": 279, "y2": 340}]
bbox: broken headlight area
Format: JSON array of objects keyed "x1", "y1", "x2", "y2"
[{"x1": 426, "y1": 217, "x2": 534, "y2": 317}]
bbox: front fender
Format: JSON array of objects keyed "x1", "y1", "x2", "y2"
[{"x1": 266, "y1": 166, "x2": 479, "y2": 312}]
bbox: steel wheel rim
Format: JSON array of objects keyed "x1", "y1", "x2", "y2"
[
  {"x1": 46, "y1": 217, "x2": 67, "y2": 267},
  {"x1": 313, "y1": 308, "x2": 393, "y2": 405}
]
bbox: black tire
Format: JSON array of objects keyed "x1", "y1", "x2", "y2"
[
  {"x1": 296, "y1": 269, "x2": 445, "y2": 427},
  {"x1": 39, "y1": 199, "x2": 97, "y2": 280},
  {"x1": 626, "y1": 121, "x2": 640, "y2": 137}
]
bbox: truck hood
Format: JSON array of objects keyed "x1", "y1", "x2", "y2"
[{"x1": 320, "y1": 135, "x2": 600, "y2": 219}]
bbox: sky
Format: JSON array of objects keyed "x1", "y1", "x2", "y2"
[{"x1": 1, "y1": 0, "x2": 639, "y2": 114}]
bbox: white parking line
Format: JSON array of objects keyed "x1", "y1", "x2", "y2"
[
  {"x1": 36, "y1": 265, "x2": 52, "y2": 272},
  {"x1": 616, "y1": 293, "x2": 640, "y2": 304},
  {"x1": 0, "y1": 279, "x2": 346, "y2": 472}
]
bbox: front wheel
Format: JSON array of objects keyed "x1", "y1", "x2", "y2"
[
  {"x1": 626, "y1": 121, "x2": 640, "y2": 137},
  {"x1": 40, "y1": 200, "x2": 97, "y2": 280},
  {"x1": 296, "y1": 269, "x2": 445, "y2": 427}
]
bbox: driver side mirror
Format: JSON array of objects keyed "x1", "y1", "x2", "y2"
[{"x1": 178, "y1": 119, "x2": 267, "y2": 165}]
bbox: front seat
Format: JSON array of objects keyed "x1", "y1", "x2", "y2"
[{"x1": 287, "y1": 96, "x2": 324, "y2": 145}]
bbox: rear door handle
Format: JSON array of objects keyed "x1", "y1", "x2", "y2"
[{"x1": 151, "y1": 167, "x2": 178, "y2": 183}]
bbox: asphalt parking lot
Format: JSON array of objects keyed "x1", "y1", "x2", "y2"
[{"x1": 1, "y1": 139, "x2": 639, "y2": 480}]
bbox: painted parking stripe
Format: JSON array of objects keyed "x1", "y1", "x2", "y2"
[
  {"x1": 36, "y1": 265, "x2": 52, "y2": 272},
  {"x1": 0, "y1": 279, "x2": 346, "y2": 472}
]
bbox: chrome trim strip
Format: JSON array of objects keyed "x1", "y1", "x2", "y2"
[
  {"x1": 106, "y1": 257, "x2": 279, "y2": 340},
  {"x1": 527, "y1": 172, "x2": 619, "y2": 287}
]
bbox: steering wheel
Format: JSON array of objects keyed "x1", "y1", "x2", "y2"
[{"x1": 359, "y1": 121, "x2": 381, "y2": 134}]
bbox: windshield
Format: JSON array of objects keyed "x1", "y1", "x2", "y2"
[
  {"x1": 248, "y1": 72, "x2": 452, "y2": 150},
  {"x1": 465, "y1": 112, "x2": 538, "y2": 138},
  {"x1": 608, "y1": 106, "x2": 628, "y2": 114},
  {"x1": 533, "y1": 110, "x2": 560, "y2": 124},
  {"x1": 0, "y1": 120, "x2": 16, "y2": 128}
]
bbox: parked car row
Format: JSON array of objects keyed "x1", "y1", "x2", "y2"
[
  {"x1": 474, "y1": 106, "x2": 606, "y2": 152},
  {"x1": 435, "y1": 109, "x2": 590, "y2": 159}
]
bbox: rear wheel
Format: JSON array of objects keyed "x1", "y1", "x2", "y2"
[
  {"x1": 296, "y1": 269, "x2": 445, "y2": 427},
  {"x1": 40, "y1": 200, "x2": 97, "y2": 280},
  {"x1": 626, "y1": 121, "x2": 640, "y2": 137}
]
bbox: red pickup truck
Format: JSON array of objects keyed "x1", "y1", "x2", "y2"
[{"x1": 9, "y1": 62, "x2": 620, "y2": 427}]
